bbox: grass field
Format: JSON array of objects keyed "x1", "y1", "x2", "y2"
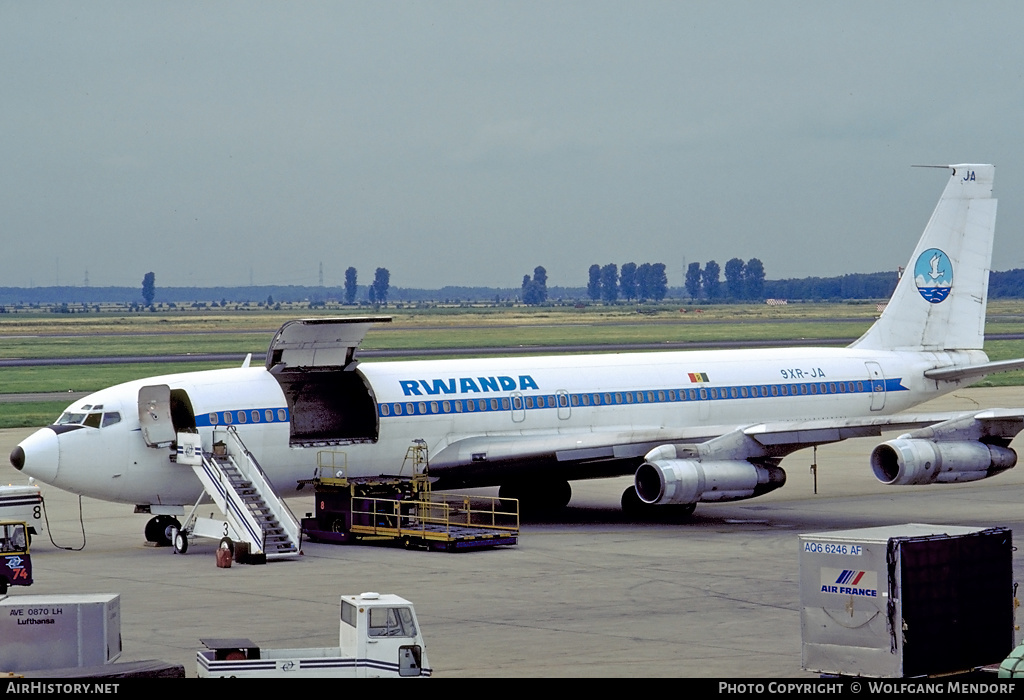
[{"x1": 1, "y1": 301, "x2": 1022, "y2": 428}]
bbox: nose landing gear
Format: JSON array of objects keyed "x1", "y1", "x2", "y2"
[{"x1": 144, "y1": 515, "x2": 182, "y2": 547}]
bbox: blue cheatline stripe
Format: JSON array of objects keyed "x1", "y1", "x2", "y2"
[
  {"x1": 195, "y1": 407, "x2": 290, "y2": 428},
  {"x1": 376, "y1": 377, "x2": 908, "y2": 418}
]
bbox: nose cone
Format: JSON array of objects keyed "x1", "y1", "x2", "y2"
[{"x1": 11, "y1": 428, "x2": 60, "y2": 483}]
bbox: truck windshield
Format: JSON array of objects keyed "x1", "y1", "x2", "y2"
[
  {"x1": 0, "y1": 523, "x2": 27, "y2": 553},
  {"x1": 367, "y1": 607, "x2": 416, "y2": 638}
]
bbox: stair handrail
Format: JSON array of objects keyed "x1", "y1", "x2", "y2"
[{"x1": 221, "y1": 425, "x2": 302, "y2": 547}]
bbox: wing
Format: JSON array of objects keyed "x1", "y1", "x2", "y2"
[{"x1": 428, "y1": 410, "x2": 1024, "y2": 496}]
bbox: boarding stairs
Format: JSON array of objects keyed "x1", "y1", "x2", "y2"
[{"x1": 179, "y1": 426, "x2": 301, "y2": 559}]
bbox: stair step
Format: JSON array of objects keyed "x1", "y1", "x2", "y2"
[{"x1": 198, "y1": 445, "x2": 299, "y2": 557}]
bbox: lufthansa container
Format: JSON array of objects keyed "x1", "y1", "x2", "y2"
[
  {"x1": 0, "y1": 594, "x2": 121, "y2": 672},
  {"x1": 800, "y1": 524, "x2": 1012, "y2": 678}
]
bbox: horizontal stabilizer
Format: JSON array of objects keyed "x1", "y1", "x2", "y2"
[{"x1": 924, "y1": 357, "x2": 1024, "y2": 382}]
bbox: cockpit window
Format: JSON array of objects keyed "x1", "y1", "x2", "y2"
[
  {"x1": 56, "y1": 412, "x2": 87, "y2": 425},
  {"x1": 55, "y1": 410, "x2": 121, "y2": 429}
]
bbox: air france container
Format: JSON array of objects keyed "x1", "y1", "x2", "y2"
[{"x1": 800, "y1": 524, "x2": 1012, "y2": 677}]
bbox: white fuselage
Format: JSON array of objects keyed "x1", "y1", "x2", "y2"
[{"x1": 16, "y1": 345, "x2": 981, "y2": 506}]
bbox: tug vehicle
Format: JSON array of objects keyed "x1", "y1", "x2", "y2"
[{"x1": 197, "y1": 592, "x2": 430, "y2": 678}]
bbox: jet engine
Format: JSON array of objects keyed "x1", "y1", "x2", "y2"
[
  {"x1": 870, "y1": 438, "x2": 1017, "y2": 486},
  {"x1": 634, "y1": 456, "x2": 786, "y2": 506}
]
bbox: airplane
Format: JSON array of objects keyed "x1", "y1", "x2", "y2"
[{"x1": 10, "y1": 163, "x2": 1024, "y2": 547}]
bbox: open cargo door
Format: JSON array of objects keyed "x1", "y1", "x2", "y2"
[{"x1": 266, "y1": 317, "x2": 391, "y2": 447}]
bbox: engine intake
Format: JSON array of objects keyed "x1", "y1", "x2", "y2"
[
  {"x1": 870, "y1": 438, "x2": 1017, "y2": 486},
  {"x1": 634, "y1": 458, "x2": 786, "y2": 506}
]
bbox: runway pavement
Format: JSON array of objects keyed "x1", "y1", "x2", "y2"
[{"x1": 2, "y1": 386, "x2": 1024, "y2": 677}]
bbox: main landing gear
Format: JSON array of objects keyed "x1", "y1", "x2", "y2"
[
  {"x1": 499, "y1": 479, "x2": 572, "y2": 515},
  {"x1": 620, "y1": 486, "x2": 696, "y2": 521}
]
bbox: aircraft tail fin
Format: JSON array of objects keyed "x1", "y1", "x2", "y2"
[{"x1": 851, "y1": 164, "x2": 996, "y2": 352}]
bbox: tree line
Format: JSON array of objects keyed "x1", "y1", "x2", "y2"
[
  {"x1": 685, "y1": 258, "x2": 765, "y2": 301},
  {"x1": 11, "y1": 263, "x2": 1024, "y2": 308},
  {"x1": 138, "y1": 267, "x2": 393, "y2": 307},
  {"x1": 585, "y1": 263, "x2": 669, "y2": 304}
]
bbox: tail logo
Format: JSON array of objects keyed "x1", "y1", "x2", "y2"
[{"x1": 914, "y1": 248, "x2": 952, "y2": 303}]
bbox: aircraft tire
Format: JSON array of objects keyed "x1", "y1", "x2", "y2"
[
  {"x1": 621, "y1": 487, "x2": 697, "y2": 521},
  {"x1": 500, "y1": 479, "x2": 572, "y2": 514},
  {"x1": 218, "y1": 537, "x2": 234, "y2": 556},
  {"x1": 0, "y1": 577, "x2": 7, "y2": 595},
  {"x1": 620, "y1": 486, "x2": 644, "y2": 515},
  {"x1": 145, "y1": 515, "x2": 181, "y2": 546}
]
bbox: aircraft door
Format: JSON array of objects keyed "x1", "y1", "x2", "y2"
[
  {"x1": 865, "y1": 361, "x2": 886, "y2": 411},
  {"x1": 139, "y1": 385, "x2": 176, "y2": 446}
]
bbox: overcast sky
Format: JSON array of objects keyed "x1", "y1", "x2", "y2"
[{"x1": 2, "y1": 2, "x2": 1022, "y2": 290}]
